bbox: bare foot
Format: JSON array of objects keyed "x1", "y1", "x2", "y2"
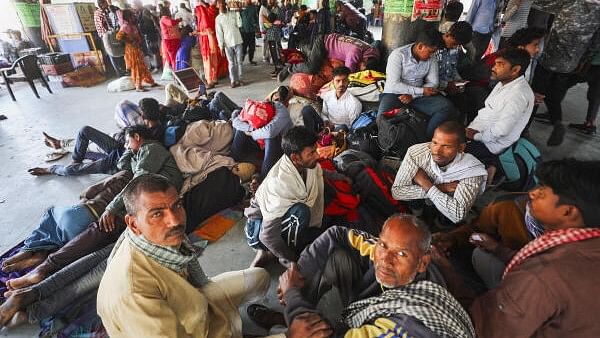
[
  {"x1": 0, "y1": 288, "x2": 35, "y2": 327},
  {"x1": 42, "y1": 132, "x2": 62, "y2": 150},
  {"x1": 2, "y1": 251, "x2": 34, "y2": 271},
  {"x1": 250, "y1": 250, "x2": 275, "y2": 268},
  {"x1": 5, "y1": 311, "x2": 28, "y2": 328},
  {"x1": 28, "y1": 168, "x2": 51, "y2": 176},
  {"x1": 2, "y1": 251, "x2": 49, "y2": 273},
  {"x1": 5, "y1": 266, "x2": 48, "y2": 290}
]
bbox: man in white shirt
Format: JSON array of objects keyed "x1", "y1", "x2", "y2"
[
  {"x1": 466, "y1": 47, "x2": 534, "y2": 179},
  {"x1": 320, "y1": 66, "x2": 362, "y2": 129},
  {"x1": 215, "y1": 0, "x2": 244, "y2": 87},
  {"x1": 392, "y1": 121, "x2": 487, "y2": 225}
]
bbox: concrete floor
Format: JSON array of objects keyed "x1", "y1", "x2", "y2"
[{"x1": 0, "y1": 38, "x2": 599, "y2": 336}]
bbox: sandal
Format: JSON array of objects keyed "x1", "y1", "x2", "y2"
[
  {"x1": 44, "y1": 149, "x2": 69, "y2": 162},
  {"x1": 246, "y1": 304, "x2": 286, "y2": 329}
]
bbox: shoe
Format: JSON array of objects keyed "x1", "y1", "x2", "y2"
[
  {"x1": 277, "y1": 67, "x2": 290, "y2": 82},
  {"x1": 547, "y1": 124, "x2": 565, "y2": 146},
  {"x1": 250, "y1": 61, "x2": 257, "y2": 66},
  {"x1": 230, "y1": 82, "x2": 239, "y2": 88}
]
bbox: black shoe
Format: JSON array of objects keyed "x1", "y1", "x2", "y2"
[
  {"x1": 547, "y1": 124, "x2": 566, "y2": 146},
  {"x1": 277, "y1": 67, "x2": 290, "y2": 82}
]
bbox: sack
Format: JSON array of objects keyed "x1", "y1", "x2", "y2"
[
  {"x1": 107, "y1": 76, "x2": 135, "y2": 92},
  {"x1": 161, "y1": 62, "x2": 174, "y2": 81},
  {"x1": 102, "y1": 29, "x2": 125, "y2": 57},
  {"x1": 351, "y1": 110, "x2": 377, "y2": 130},
  {"x1": 62, "y1": 66, "x2": 106, "y2": 87},
  {"x1": 347, "y1": 122, "x2": 381, "y2": 159},
  {"x1": 376, "y1": 107, "x2": 428, "y2": 158},
  {"x1": 290, "y1": 73, "x2": 328, "y2": 100},
  {"x1": 240, "y1": 99, "x2": 276, "y2": 129},
  {"x1": 317, "y1": 128, "x2": 347, "y2": 159},
  {"x1": 353, "y1": 166, "x2": 407, "y2": 218},
  {"x1": 499, "y1": 138, "x2": 542, "y2": 192},
  {"x1": 333, "y1": 149, "x2": 377, "y2": 176}
]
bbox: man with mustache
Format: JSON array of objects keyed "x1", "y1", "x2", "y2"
[
  {"x1": 97, "y1": 174, "x2": 271, "y2": 337},
  {"x1": 275, "y1": 215, "x2": 475, "y2": 337},
  {"x1": 392, "y1": 121, "x2": 487, "y2": 225}
]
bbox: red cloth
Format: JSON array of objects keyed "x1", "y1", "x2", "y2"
[
  {"x1": 195, "y1": 3, "x2": 228, "y2": 83},
  {"x1": 160, "y1": 16, "x2": 182, "y2": 68},
  {"x1": 503, "y1": 227, "x2": 600, "y2": 278}
]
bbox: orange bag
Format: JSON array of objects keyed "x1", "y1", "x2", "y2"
[{"x1": 240, "y1": 99, "x2": 276, "y2": 129}]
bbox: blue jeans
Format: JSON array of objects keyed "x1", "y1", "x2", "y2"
[
  {"x1": 49, "y1": 126, "x2": 124, "y2": 176},
  {"x1": 230, "y1": 130, "x2": 282, "y2": 179},
  {"x1": 378, "y1": 93, "x2": 455, "y2": 139},
  {"x1": 27, "y1": 244, "x2": 112, "y2": 323},
  {"x1": 23, "y1": 205, "x2": 96, "y2": 252},
  {"x1": 245, "y1": 203, "x2": 318, "y2": 254},
  {"x1": 209, "y1": 92, "x2": 241, "y2": 120}
]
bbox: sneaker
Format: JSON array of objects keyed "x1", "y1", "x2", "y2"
[
  {"x1": 277, "y1": 67, "x2": 290, "y2": 82},
  {"x1": 547, "y1": 124, "x2": 566, "y2": 146}
]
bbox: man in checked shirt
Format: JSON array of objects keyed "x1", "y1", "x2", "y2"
[{"x1": 392, "y1": 121, "x2": 487, "y2": 226}]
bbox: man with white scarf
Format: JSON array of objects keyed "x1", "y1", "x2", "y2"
[
  {"x1": 244, "y1": 126, "x2": 325, "y2": 268},
  {"x1": 392, "y1": 121, "x2": 487, "y2": 225}
]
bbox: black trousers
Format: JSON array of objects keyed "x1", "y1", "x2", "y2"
[
  {"x1": 241, "y1": 31, "x2": 256, "y2": 63},
  {"x1": 466, "y1": 140, "x2": 502, "y2": 175},
  {"x1": 531, "y1": 64, "x2": 581, "y2": 124},
  {"x1": 470, "y1": 31, "x2": 493, "y2": 62}
]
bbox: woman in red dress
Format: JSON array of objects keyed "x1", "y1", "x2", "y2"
[
  {"x1": 195, "y1": 0, "x2": 228, "y2": 88},
  {"x1": 159, "y1": 7, "x2": 182, "y2": 70}
]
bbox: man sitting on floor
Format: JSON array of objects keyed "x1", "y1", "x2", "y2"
[
  {"x1": 231, "y1": 99, "x2": 293, "y2": 179},
  {"x1": 378, "y1": 29, "x2": 455, "y2": 139},
  {"x1": 1, "y1": 171, "x2": 131, "y2": 274},
  {"x1": 245, "y1": 126, "x2": 324, "y2": 268},
  {"x1": 97, "y1": 174, "x2": 270, "y2": 337},
  {"x1": 465, "y1": 47, "x2": 534, "y2": 181},
  {"x1": 5, "y1": 125, "x2": 183, "y2": 291},
  {"x1": 391, "y1": 121, "x2": 487, "y2": 225},
  {"x1": 320, "y1": 66, "x2": 362, "y2": 129},
  {"x1": 273, "y1": 215, "x2": 475, "y2": 337}
]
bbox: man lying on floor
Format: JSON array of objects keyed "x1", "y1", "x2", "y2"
[
  {"x1": 270, "y1": 215, "x2": 475, "y2": 337},
  {"x1": 1, "y1": 170, "x2": 131, "y2": 273},
  {"x1": 392, "y1": 121, "x2": 487, "y2": 227}
]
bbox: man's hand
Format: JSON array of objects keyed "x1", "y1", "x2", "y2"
[
  {"x1": 430, "y1": 245, "x2": 453, "y2": 270},
  {"x1": 413, "y1": 168, "x2": 433, "y2": 192},
  {"x1": 437, "y1": 181, "x2": 459, "y2": 193},
  {"x1": 445, "y1": 81, "x2": 460, "y2": 95},
  {"x1": 422, "y1": 87, "x2": 439, "y2": 96},
  {"x1": 469, "y1": 233, "x2": 499, "y2": 252},
  {"x1": 534, "y1": 92, "x2": 545, "y2": 105},
  {"x1": 279, "y1": 263, "x2": 305, "y2": 298},
  {"x1": 432, "y1": 232, "x2": 456, "y2": 255},
  {"x1": 398, "y1": 94, "x2": 413, "y2": 105},
  {"x1": 98, "y1": 210, "x2": 117, "y2": 233},
  {"x1": 287, "y1": 312, "x2": 332, "y2": 338},
  {"x1": 465, "y1": 128, "x2": 479, "y2": 140}
]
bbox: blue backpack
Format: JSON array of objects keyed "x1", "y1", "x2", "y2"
[
  {"x1": 351, "y1": 110, "x2": 377, "y2": 131},
  {"x1": 499, "y1": 138, "x2": 542, "y2": 191}
]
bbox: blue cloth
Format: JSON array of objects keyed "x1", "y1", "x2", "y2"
[
  {"x1": 465, "y1": 0, "x2": 496, "y2": 34},
  {"x1": 383, "y1": 44, "x2": 438, "y2": 97},
  {"x1": 23, "y1": 205, "x2": 96, "y2": 252},
  {"x1": 175, "y1": 35, "x2": 196, "y2": 71}
]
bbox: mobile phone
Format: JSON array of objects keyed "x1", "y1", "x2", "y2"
[{"x1": 470, "y1": 234, "x2": 483, "y2": 242}]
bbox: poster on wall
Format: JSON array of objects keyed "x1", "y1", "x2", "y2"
[
  {"x1": 14, "y1": 3, "x2": 41, "y2": 28},
  {"x1": 412, "y1": 0, "x2": 442, "y2": 21},
  {"x1": 384, "y1": 0, "x2": 414, "y2": 16},
  {"x1": 74, "y1": 3, "x2": 97, "y2": 32}
]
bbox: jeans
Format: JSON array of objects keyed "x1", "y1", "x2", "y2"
[
  {"x1": 241, "y1": 31, "x2": 256, "y2": 62},
  {"x1": 378, "y1": 93, "x2": 455, "y2": 138},
  {"x1": 301, "y1": 105, "x2": 324, "y2": 134},
  {"x1": 245, "y1": 203, "x2": 321, "y2": 256},
  {"x1": 465, "y1": 140, "x2": 502, "y2": 175},
  {"x1": 27, "y1": 244, "x2": 113, "y2": 323},
  {"x1": 225, "y1": 44, "x2": 244, "y2": 84},
  {"x1": 49, "y1": 126, "x2": 124, "y2": 176},
  {"x1": 469, "y1": 31, "x2": 493, "y2": 62},
  {"x1": 23, "y1": 205, "x2": 96, "y2": 252},
  {"x1": 262, "y1": 35, "x2": 270, "y2": 62},
  {"x1": 209, "y1": 92, "x2": 241, "y2": 120},
  {"x1": 230, "y1": 130, "x2": 283, "y2": 179},
  {"x1": 268, "y1": 41, "x2": 283, "y2": 69}
]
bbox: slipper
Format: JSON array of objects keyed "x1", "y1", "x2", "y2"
[
  {"x1": 44, "y1": 149, "x2": 69, "y2": 162},
  {"x1": 246, "y1": 304, "x2": 285, "y2": 329}
]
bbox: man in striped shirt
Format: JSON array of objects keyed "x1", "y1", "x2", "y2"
[{"x1": 392, "y1": 121, "x2": 487, "y2": 225}]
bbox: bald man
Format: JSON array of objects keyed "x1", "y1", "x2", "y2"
[{"x1": 274, "y1": 215, "x2": 475, "y2": 337}]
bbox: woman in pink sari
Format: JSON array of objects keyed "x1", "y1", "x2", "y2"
[
  {"x1": 159, "y1": 7, "x2": 182, "y2": 70},
  {"x1": 195, "y1": 0, "x2": 228, "y2": 88}
]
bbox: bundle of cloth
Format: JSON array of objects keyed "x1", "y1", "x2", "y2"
[{"x1": 289, "y1": 59, "x2": 345, "y2": 100}]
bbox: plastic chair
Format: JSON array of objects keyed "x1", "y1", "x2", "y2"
[{"x1": 0, "y1": 54, "x2": 52, "y2": 101}]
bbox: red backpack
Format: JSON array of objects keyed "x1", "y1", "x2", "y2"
[
  {"x1": 240, "y1": 99, "x2": 276, "y2": 129},
  {"x1": 320, "y1": 159, "x2": 361, "y2": 221}
]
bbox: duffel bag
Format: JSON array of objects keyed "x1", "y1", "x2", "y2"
[{"x1": 376, "y1": 107, "x2": 428, "y2": 158}]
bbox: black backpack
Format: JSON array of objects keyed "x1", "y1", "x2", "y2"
[
  {"x1": 347, "y1": 121, "x2": 381, "y2": 159},
  {"x1": 333, "y1": 149, "x2": 377, "y2": 176},
  {"x1": 376, "y1": 108, "x2": 429, "y2": 158}
]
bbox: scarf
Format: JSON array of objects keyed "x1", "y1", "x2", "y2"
[
  {"x1": 111, "y1": 228, "x2": 209, "y2": 288},
  {"x1": 503, "y1": 227, "x2": 600, "y2": 278},
  {"x1": 255, "y1": 155, "x2": 324, "y2": 227},
  {"x1": 429, "y1": 152, "x2": 488, "y2": 194},
  {"x1": 343, "y1": 280, "x2": 475, "y2": 338}
]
